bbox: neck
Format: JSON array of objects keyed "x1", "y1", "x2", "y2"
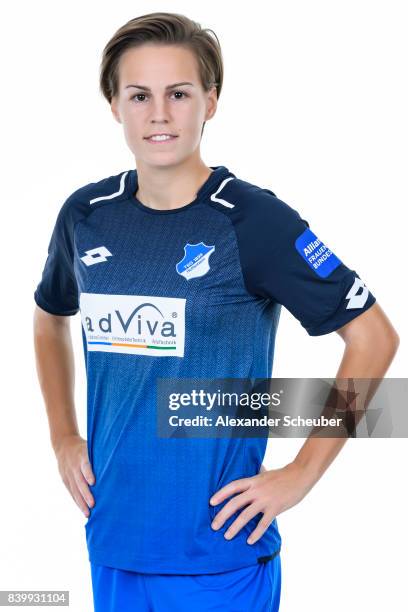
[{"x1": 134, "y1": 157, "x2": 213, "y2": 211}]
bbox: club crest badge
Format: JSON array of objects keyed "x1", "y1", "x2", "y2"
[{"x1": 176, "y1": 242, "x2": 215, "y2": 280}]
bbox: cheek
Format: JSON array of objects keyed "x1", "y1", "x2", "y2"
[
  {"x1": 121, "y1": 108, "x2": 146, "y2": 137},
  {"x1": 123, "y1": 104, "x2": 145, "y2": 123},
  {"x1": 175, "y1": 102, "x2": 204, "y2": 132}
]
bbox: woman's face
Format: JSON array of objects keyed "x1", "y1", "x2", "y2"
[{"x1": 110, "y1": 44, "x2": 218, "y2": 168}]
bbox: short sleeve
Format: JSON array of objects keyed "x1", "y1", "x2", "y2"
[
  {"x1": 233, "y1": 190, "x2": 376, "y2": 336},
  {"x1": 34, "y1": 196, "x2": 79, "y2": 316}
]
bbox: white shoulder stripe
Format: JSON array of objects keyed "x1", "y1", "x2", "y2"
[
  {"x1": 210, "y1": 177, "x2": 235, "y2": 208},
  {"x1": 89, "y1": 171, "x2": 129, "y2": 205}
]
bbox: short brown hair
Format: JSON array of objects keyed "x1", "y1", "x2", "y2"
[{"x1": 99, "y1": 12, "x2": 223, "y2": 104}]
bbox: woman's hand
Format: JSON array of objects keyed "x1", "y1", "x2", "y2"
[
  {"x1": 209, "y1": 461, "x2": 315, "y2": 544},
  {"x1": 54, "y1": 434, "x2": 95, "y2": 517}
]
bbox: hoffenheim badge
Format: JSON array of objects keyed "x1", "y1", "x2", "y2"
[{"x1": 176, "y1": 242, "x2": 215, "y2": 280}]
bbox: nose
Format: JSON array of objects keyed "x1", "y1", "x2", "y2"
[{"x1": 150, "y1": 96, "x2": 171, "y2": 124}]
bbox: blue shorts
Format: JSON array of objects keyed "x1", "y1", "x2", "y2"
[{"x1": 90, "y1": 554, "x2": 281, "y2": 611}]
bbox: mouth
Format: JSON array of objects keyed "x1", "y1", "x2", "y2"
[{"x1": 144, "y1": 133, "x2": 179, "y2": 144}]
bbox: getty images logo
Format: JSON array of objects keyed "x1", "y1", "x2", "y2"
[{"x1": 79, "y1": 293, "x2": 186, "y2": 357}]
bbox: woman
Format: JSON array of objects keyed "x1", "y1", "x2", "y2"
[{"x1": 33, "y1": 11, "x2": 399, "y2": 612}]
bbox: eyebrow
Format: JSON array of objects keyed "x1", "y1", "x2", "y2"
[{"x1": 125, "y1": 82, "x2": 194, "y2": 91}]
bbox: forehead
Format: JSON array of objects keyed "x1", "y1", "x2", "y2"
[{"x1": 117, "y1": 44, "x2": 200, "y2": 88}]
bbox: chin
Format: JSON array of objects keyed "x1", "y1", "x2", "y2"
[{"x1": 144, "y1": 152, "x2": 194, "y2": 169}]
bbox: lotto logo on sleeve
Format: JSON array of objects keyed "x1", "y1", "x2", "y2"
[{"x1": 295, "y1": 228, "x2": 342, "y2": 278}]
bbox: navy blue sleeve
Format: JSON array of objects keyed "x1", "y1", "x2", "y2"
[
  {"x1": 232, "y1": 189, "x2": 376, "y2": 336},
  {"x1": 34, "y1": 195, "x2": 80, "y2": 316}
]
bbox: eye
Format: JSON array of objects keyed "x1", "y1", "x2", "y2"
[
  {"x1": 171, "y1": 90, "x2": 188, "y2": 99},
  {"x1": 131, "y1": 93, "x2": 148, "y2": 103},
  {"x1": 130, "y1": 90, "x2": 189, "y2": 103}
]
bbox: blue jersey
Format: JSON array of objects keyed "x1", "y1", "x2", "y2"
[{"x1": 34, "y1": 165, "x2": 376, "y2": 574}]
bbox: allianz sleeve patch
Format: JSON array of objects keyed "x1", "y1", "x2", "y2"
[{"x1": 295, "y1": 227, "x2": 342, "y2": 278}]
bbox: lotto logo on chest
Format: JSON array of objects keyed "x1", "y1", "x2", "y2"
[{"x1": 79, "y1": 293, "x2": 186, "y2": 357}]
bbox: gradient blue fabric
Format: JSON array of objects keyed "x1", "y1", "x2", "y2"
[{"x1": 34, "y1": 165, "x2": 376, "y2": 573}]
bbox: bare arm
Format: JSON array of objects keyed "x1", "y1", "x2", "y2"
[
  {"x1": 292, "y1": 302, "x2": 400, "y2": 481},
  {"x1": 33, "y1": 305, "x2": 79, "y2": 449},
  {"x1": 210, "y1": 302, "x2": 400, "y2": 543},
  {"x1": 33, "y1": 305, "x2": 95, "y2": 517}
]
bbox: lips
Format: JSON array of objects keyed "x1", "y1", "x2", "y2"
[
  {"x1": 144, "y1": 134, "x2": 179, "y2": 145},
  {"x1": 145, "y1": 133, "x2": 178, "y2": 138}
]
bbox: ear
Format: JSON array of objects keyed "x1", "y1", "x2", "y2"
[
  {"x1": 110, "y1": 96, "x2": 122, "y2": 124},
  {"x1": 205, "y1": 85, "x2": 218, "y2": 121}
]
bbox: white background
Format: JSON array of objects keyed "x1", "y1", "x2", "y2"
[{"x1": 0, "y1": 1, "x2": 406, "y2": 610}]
